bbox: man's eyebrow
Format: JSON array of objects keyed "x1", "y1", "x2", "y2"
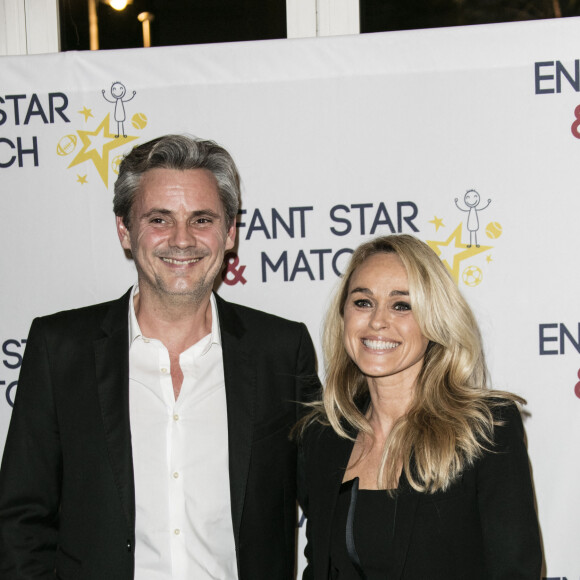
[
  {"x1": 190, "y1": 209, "x2": 221, "y2": 219},
  {"x1": 139, "y1": 208, "x2": 222, "y2": 219},
  {"x1": 141, "y1": 208, "x2": 172, "y2": 219}
]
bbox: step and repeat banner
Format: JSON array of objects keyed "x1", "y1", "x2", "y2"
[{"x1": 1, "y1": 16, "x2": 580, "y2": 577}]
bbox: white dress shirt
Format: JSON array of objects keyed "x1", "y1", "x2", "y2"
[{"x1": 128, "y1": 286, "x2": 238, "y2": 579}]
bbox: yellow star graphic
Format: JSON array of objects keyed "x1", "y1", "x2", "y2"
[
  {"x1": 78, "y1": 107, "x2": 94, "y2": 122},
  {"x1": 486, "y1": 254, "x2": 493, "y2": 263},
  {"x1": 429, "y1": 216, "x2": 445, "y2": 231},
  {"x1": 77, "y1": 174, "x2": 88, "y2": 185},
  {"x1": 426, "y1": 224, "x2": 492, "y2": 283},
  {"x1": 68, "y1": 114, "x2": 138, "y2": 187}
]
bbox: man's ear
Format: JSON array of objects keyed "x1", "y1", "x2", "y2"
[
  {"x1": 225, "y1": 222, "x2": 236, "y2": 251},
  {"x1": 116, "y1": 216, "x2": 131, "y2": 250},
  {"x1": 226, "y1": 221, "x2": 237, "y2": 251}
]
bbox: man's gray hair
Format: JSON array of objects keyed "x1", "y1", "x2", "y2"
[{"x1": 113, "y1": 134, "x2": 241, "y2": 230}]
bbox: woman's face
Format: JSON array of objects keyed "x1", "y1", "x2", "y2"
[{"x1": 343, "y1": 252, "x2": 429, "y2": 388}]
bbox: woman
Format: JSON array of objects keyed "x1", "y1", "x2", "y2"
[{"x1": 298, "y1": 234, "x2": 542, "y2": 579}]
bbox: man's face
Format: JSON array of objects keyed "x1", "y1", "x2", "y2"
[{"x1": 117, "y1": 168, "x2": 236, "y2": 305}]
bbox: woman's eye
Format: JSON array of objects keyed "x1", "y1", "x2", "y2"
[
  {"x1": 393, "y1": 301, "x2": 411, "y2": 311},
  {"x1": 353, "y1": 299, "x2": 372, "y2": 308}
]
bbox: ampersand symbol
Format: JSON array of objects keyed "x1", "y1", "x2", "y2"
[
  {"x1": 571, "y1": 105, "x2": 580, "y2": 139},
  {"x1": 575, "y1": 368, "x2": 580, "y2": 399},
  {"x1": 222, "y1": 252, "x2": 247, "y2": 286}
]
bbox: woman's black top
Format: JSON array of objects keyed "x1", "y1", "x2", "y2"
[{"x1": 329, "y1": 477, "x2": 397, "y2": 580}]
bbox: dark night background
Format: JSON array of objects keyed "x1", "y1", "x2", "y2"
[{"x1": 59, "y1": 0, "x2": 580, "y2": 52}]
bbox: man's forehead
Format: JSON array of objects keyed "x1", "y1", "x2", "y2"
[{"x1": 132, "y1": 168, "x2": 223, "y2": 214}]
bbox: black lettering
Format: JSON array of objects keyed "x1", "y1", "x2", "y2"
[
  {"x1": 330, "y1": 205, "x2": 351, "y2": 236},
  {"x1": 49, "y1": 92, "x2": 70, "y2": 123},
  {"x1": 370, "y1": 202, "x2": 395, "y2": 235},
  {"x1": 0, "y1": 138, "x2": 16, "y2": 168},
  {"x1": 539, "y1": 323, "x2": 558, "y2": 355},
  {"x1": 332, "y1": 248, "x2": 353, "y2": 277},
  {"x1": 290, "y1": 250, "x2": 314, "y2": 281},
  {"x1": 2, "y1": 339, "x2": 24, "y2": 369},
  {"x1": 310, "y1": 249, "x2": 332, "y2": 280},
  {"x1": 24, "y1": 94, "x2": 49, "y2": 125},
  {"x1": 236, "y1": 208, "x2": 246, "y2": 229},
  {"x1": 0, "y1": 96, "x2": 6, "y2": 126},
  {"x1": 559, "y1": 323, "x2": 580, "y2": 354},
  {"x1": 17, "y1": 137, "x2": 39, "y2": 167},
  {"x1": 351, "y1": 203, "x2": 373, "y2": 235},
  {"x1": 556, "y1": 60, "x2": 580, "y2": 93},
  {"x1": 261, "y1": 251, "x2": 288, "y2": 282},
  {"x1": 292, "y1": 207, "x2": 313, "y2": 238},
  {"x1": 246, "y1": 209, "x2": 271, "y2": 240},
  {"x1": 397, "y1": 201, "x2": 419, "y2": 232},
  {"x1": 272, "y1": 208, "x2": 294, "y2": 238},
  {"x1": 5, "y1": 380, "x2": 17, "y2": 407},
  {"x1": 4, "y1": 94, "x2": 27, "y2": 125},
  {"x1": 535, "y1": 61, "x2": 555, "y2": 94}
]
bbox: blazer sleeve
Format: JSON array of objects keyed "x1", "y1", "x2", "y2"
[
  {"x1": 294, "y1": 322, "x2": 320, "y2": 413},
  {"x1": 295, "y1": 323, "x2": 319, "y2": 580},
  {"x1": 0, "y1": 317, "x2": 62, "y2": 578},
  {"x1": 477, "y1": 403, "x2": 542, "y2": 579}
]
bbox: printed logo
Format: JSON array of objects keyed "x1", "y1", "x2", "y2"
[
  {"x1": 425, "y1": 189, "x2": 499, "y2": 286},
  {"x1": 55, "y1": 81, "x2": 145, "y2": 187}
]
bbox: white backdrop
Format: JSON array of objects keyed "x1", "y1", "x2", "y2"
[{"x1": 2, "y1": 17, "x2": 580, "y2": 577}]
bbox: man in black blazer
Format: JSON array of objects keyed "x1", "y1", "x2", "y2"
[{"x1": 0, "y1": 135, "x2": 318, "y2": 579}]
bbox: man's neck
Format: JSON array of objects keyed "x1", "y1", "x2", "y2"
[{"x1": 133, "y1": 287, "x2": 213, "y2": 355}]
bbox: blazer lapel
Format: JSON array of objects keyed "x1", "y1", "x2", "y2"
[
  {"x1": 314, "y1": 424, "x2": 356, "y2": 577},
  {"x1": 94, "y1": 288, "x2": 135, "y2": 530},
  {"x1": 215, "y1": 294, "x2": 256, "y2": 543}
]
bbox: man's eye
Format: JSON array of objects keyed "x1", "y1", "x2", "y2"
[
  {"x1": 393, "y1": 302, "x2": 411, "y2": 311},
  {"x1": 150, "y1": 218, "x2": 165, "y2": 224}
]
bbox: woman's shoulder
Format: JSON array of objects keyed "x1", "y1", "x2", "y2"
[{"x1": 484, "y1": 398, "x2": 526, "y2": 451}]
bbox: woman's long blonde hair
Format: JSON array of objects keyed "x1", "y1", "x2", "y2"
[{"x1": 310, "y1": 234, "x2": 522, "y2": 493}]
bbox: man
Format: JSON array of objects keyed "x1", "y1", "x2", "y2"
[{"x1": 0, "y1": 135, "x2": 319, "y2": 579}]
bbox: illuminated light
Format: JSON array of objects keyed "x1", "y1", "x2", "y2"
[{"x1": 109, "y1": 0, "x2": 129, "y2": 10}]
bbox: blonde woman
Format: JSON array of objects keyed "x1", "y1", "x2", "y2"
[{"x1": 298, "y1": 235, "x2": 541, "y2": 579}]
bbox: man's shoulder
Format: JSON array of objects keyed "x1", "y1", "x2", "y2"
[
  {"x1": 31, "y1": 289, "x2": 131, "y2": 335},
  {"x1": 215, "y1": 293, "x2": 305, "y2": 331}
]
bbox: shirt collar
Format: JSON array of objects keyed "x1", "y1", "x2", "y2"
[{"x1": 128, "y1": 284, "x2": 222, "y2": 352}]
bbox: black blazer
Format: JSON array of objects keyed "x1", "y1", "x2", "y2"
[
  {"x1": 299, "y1": 404, "x2": 542, "y2": 579},
  {"x1": 0, "y1": 289, "x2": 319, "y2": 580}
]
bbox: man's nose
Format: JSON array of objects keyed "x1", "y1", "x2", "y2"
[{"x1": 170, "y1": 222, "x2": 196, "y2": 248}]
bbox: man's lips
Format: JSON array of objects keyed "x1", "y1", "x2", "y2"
[{"x1": 160, "y1": 257, "x2": 201, "y2": 265}]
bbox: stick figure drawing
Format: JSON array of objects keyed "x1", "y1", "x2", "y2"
[
  {"x1": 454, "y1": 189, "x2": 491, "y2": 248},
  {"x1": 102, "y1": 82, "x2": 136, "y2": 138}
]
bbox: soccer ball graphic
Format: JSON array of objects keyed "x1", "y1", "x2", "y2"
[
  {"x1": 462, "y1": 265, "x2": 483, "y2": 287},
  {"x1": 111, "y1": 155, "x2": 123, "y2": 174}
]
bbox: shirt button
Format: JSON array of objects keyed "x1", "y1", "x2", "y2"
[
  {"x1": 161, "y1": 367, "x2": 168, "y2": 374},
  {"x1": 143, "y1": 338, "x2": 150, "y2": 343},
  {"x1": 174, "y1": 529, "x2": 180, "y2": 535},
  {"x1": 173, "y1": 414, "x2": 179, "y2": 421},
  {"x1": 173, "y1": 472, "x2": 180, "y2": 479}
]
